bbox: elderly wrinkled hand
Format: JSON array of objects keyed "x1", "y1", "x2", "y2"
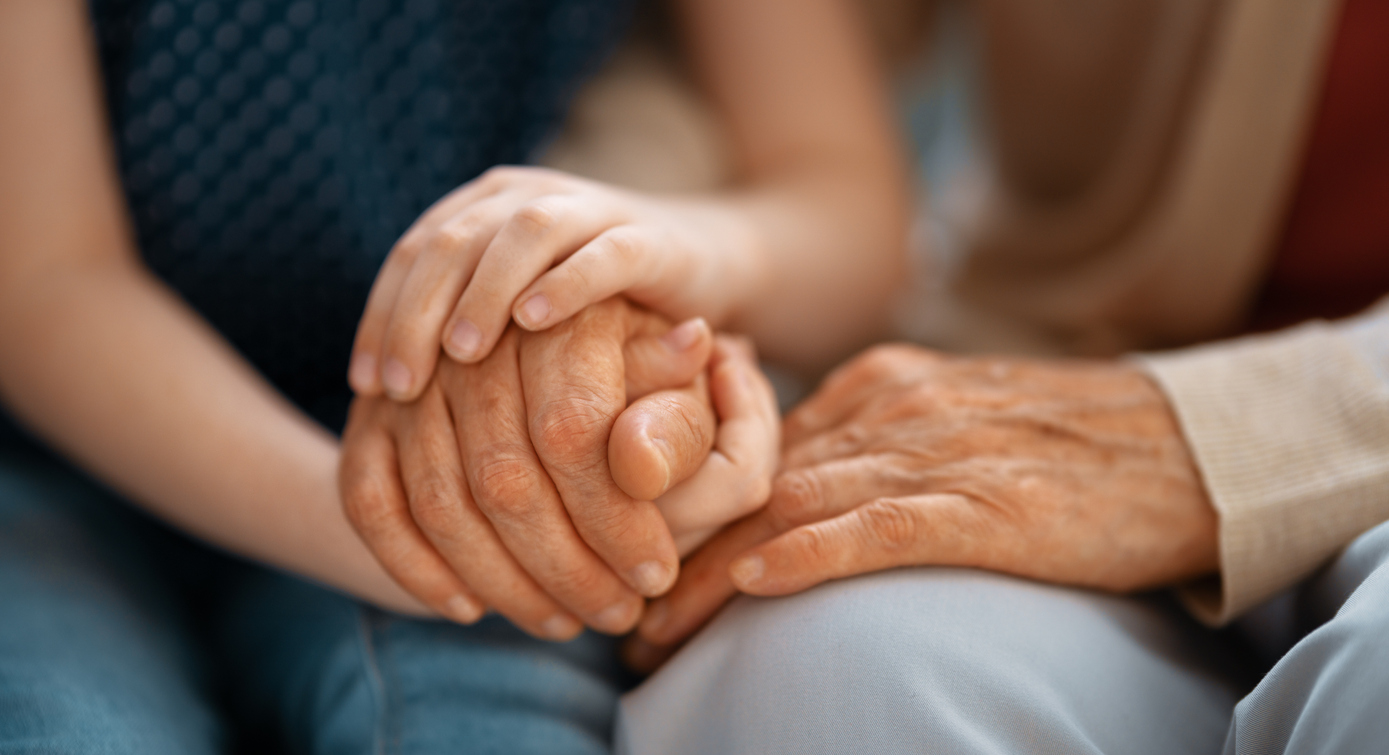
[
  {"x1": 629, "y1": 344, "x2": 1218, "y2": 667},
  {"x1": 340, "y1": 298, "x2": 778, "y2": 641}
]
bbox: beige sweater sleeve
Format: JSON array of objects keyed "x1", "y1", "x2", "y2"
[{"x1": 1135, "y1": 298, "x2": 1389, "y2": 626}]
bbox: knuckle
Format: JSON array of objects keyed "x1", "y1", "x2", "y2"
[
  {"x1": 480, "y1": 165, "x2": 524, "y2": 185},
  {"x1": 595, "y1": 227, "x2": 644, "y2": 266},
  {"x1": 769, "y1": 470, "x2": 825, "y2": 528},
  {"x1": 431, "y1": 222, "x2": 479, "y2": 255},
  {"x1": 855, "y1": 344, "x2": 907, "y2": 380},
  {"x1": 532, "y1": 399, "x2": 613, "y2": 468},
  {"x1": 544, "y1": 561, "x2": 611, "y2": 603},
  {"x1": 791, "y1": 524, "x2": 839, "y2": 566},
  {"x1": 471, "y1": 451, "x2": 538, "y2": 517},
  {"x1": 511, "y1": 200, "x2": 562, "y2": 237},
  {"x1": 343, "y1": 484, "x2": 397, "y2": 537},
  {"x1": 860, "y1": 498, "x2": 920, "y2": 551},
  {"x1": 563, "y1": 254, "x2": 600, "y2": 293},
  {"x1": 406, "y1": 477, "x2": 461, "y2": 534},
  {"x1": 387, "y1": 237, "x2": 424, "y2": 267},
  {"x1": 570, "y1": 497, "x2": 636, "y2": 544}
]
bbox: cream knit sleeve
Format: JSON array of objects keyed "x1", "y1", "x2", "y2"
[{"x1": 1135, "y1": 298, "x2": 1389, "y2": 626}]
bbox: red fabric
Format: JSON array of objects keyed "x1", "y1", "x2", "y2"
[{"x1": 1249, "y1": 0, "x2": 1389, "y2": 332}]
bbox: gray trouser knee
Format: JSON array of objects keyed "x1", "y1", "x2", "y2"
[{"x1": 618, "y1": 568, "x2": 1241, "y2": 755}]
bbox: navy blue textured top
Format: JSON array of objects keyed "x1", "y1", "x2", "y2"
[{"x1": 81, "y1": 0, "x2": 633, "y2": 431}]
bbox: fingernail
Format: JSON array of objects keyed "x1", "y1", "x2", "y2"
[
  {"x1": 595, "y1": 602, "x2": 639, "y2": 633},
  {"x1": 446, "y1": 595, "x2": 483, "y2": 624},
  {"x1": 636, "y1": 418, "x2": 672, "y2": 498},
  {"x1": 517, "y1": 294, "x2": 551, "y2": 329},
  {"x1": 448, "y1": 319, "x2": 482, "y2": 360},
  {"x1": 630, "y1": 560, "x2": 674, "y2": 596},
  {"x1": 382, "y1": 358, "x2": 413, "y2": 398},
  {"x1": 349, "y1": 352, "x2": 377, "y2": 391},
  {"x1": 542, "y1": 614, "x2": 582, "y2": 641},
  {"x1": 729, "y1": 555, "x2": 765, "y2": 588},
  {"x1": 660, "y1": 319, "x2": 704, "y2": 353},
  {"x1": 639, "y1": 599, "x2": 669, "y2": 638}
]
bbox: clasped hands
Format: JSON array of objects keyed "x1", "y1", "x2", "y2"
[
  {"x1": 336, "y1": 167, "x2": 779, "y2": 643},
  {"x1": 342, "y1": 328, "x2": 1221, "y2": 667},
  {"x1": 340, "y1": 297, "x2": 780, "y2": 641},
  {"x1": 335, "y1": 167, "x2": 1220, "y2": 664}
]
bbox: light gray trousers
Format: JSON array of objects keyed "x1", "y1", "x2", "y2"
[{"x1": 617, "y1": 520, "x2": 1389, "y2": 754}]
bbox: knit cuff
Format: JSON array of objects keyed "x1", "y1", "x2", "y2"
[{"x1": 1135, "y1": 318, "x2": 1389, "y2": 625}]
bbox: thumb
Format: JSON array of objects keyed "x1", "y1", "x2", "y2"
[{"x1": 609, "y1": 377, "x2": 716, "y2": 502}]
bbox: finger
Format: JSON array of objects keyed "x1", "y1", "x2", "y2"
[
  {"x1": 782, "y1": 345, "x2": 930, "y2": 447},
  {"x1": 338, "y1": 402, "x2": 484, "y2": 623},
  {"x1": 519, "y1": 299, "x2": 681, "y2": 597},
  {"x1": 390, "y1": 174, "x2": 509, "y2": 260},
  {"x1": 609, "y1": 377, "x2": 715, "y2": 502},
  {"x1": 443, "y1": 196, "x2": 630, "y2": 364},
  {"x1": 348, "y1": 174, "x2": 512, "y2": 395},
  {"x1": 396, "y1": 387, "x2": 584, "y2": 641},
  {"x1": 511, "y1": 225, "x2": 664, "y2": 331},
  {"x1": 765, "y1": 454, "x2": 923, "y2": 529},
  {"x1": 450, "y1": 329, "x2": 647, "y2": 634},
  {"x1": 637, "y1": 454, "x2": 904, "y2": 641},
  {"x1": 376, "y1": 196, "x2": 515, "y2": 400},
  {"x1": 654, "y1": 339, "x2": 780, "y2": 548},
  {"x1": 730, "y1": 493, "x2": 977, "y2": 596},
  {"x1": 622, "y1": 317, "x2": 713, "y2": 401},
  {"x1": 348, "y1": 247, "x2": 417, "y2": 396},
  {"x1": 635, "y1": 510, "x2": 781, "y2": 647}
]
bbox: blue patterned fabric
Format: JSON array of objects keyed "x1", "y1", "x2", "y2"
[{"x1": 86, "y1": 0, "x2": 633, "y2": 429}]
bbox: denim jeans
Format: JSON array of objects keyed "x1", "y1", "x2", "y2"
[{"x1": 0, "y1": 451, "x2": 633, "y2": 754}]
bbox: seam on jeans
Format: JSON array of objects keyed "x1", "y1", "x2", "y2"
[{"x1": 355, "y1": 608, "x2": 389, "y2": 755}]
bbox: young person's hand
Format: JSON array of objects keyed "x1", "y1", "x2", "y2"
[
  {"x1": 643, "y1": 335, "x2": 779, "y2": 556},
  {"x1": 340, "y1": 299, "x2": 778, "y2": 640},
  {"x1": 347, "y1": 167, "x2": 760, "y2": 401}
]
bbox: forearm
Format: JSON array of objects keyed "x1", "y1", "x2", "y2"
[
  {"x1": 0, "y1": 0, "x2": 420, "y2": 615},
  {"x1": 0, "y1": 264, "x2": 422, "y2": 615},
  {"x1": 673, "y1": 0, "x2": 912, "y2": 373},
  {"x1": 691, "y1": 168, "x2": 908, "y2": 373}
]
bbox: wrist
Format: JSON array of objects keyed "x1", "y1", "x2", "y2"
[{"x1": 260, "y1": 432, "x2": 430, "y2": 616}]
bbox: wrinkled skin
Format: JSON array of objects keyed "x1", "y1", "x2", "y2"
[
  {"x1": 341, "y1": 298, "x2": 778, "y2": 642},
  {"x1": 628, "y1": 344, "x2": 1218, "y2": 669}
]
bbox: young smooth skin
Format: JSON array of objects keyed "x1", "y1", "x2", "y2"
[
  {"x1": 626, "y1": 345, "x2": 1220, "y2": 668},
  {"x1": 347, "y1": 0, "x2": 910, "y2": 401}
]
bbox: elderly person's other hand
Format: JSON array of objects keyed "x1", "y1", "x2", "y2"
[
  {"x1": 629, "y1": 344, "x2": 1218, "y2": 667},
  {"x1": 340, "y1": 298, "x2": 777, "y2": 641}
]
